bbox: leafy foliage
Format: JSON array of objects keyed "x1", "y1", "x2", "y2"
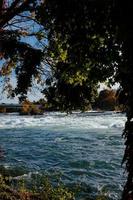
[
  {"x1": 0, "y1": 0, "x2": 45, "y2": 101},
  {"x1": 95, "y1": 89, "x2": 116, "y2": 111},
  {"x1": 36, "y1": 0, "x2": 121, "y2": 111},
  {"x1": 21, "y1": 100, "x2": 43, "y2": 115},
  {"x1": 1, "y1": 1, "x2": 133, "y2": 199},
  {"x1": 0, "y1": 175, "x2": 75, "y2": 200}
]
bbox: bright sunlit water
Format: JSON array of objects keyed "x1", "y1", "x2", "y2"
[{"x1": 0, "y1": 112, "x2": 126, "y2": 199}]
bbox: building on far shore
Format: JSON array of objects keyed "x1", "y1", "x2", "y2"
[
  {"x1": 0, "y1": 102, "x2": 43, "y2": 115},
  {"x1": 0, "y1": 104, "x2": 22, "y2": 113}
]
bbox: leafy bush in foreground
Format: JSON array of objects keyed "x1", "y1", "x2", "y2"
[
  {"x1": 0, "y1": 175, "x2": 75, "y2": 200},
  {"x1": 0, "y1": 166, "x2": 110, "y2": 200}
]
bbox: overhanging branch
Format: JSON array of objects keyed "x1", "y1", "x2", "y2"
[{"x1": 0, "y1": 0, "x2": 33, "y2": 28}]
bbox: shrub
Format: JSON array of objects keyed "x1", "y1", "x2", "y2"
[{"x1": 0, "y1": 175, "x2": 75, "y2": 200}]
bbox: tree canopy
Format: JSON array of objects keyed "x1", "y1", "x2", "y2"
[
  {"x1": 0, "y1": 0, "x2": 46, "y2": 101},
  {"x1": 0, "y1": 0, "x2": 121, "y2": 105}
]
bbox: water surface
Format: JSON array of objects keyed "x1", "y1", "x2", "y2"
[{"x1": 0, "y1": 112, "x2": 126, "y2": 199}]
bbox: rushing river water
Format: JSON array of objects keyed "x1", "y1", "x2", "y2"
[{"x1": 0, "y1": 112, "x2": 127, "y2": 199}]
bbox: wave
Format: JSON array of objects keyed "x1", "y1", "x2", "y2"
[{"x1": 0, "y1": 112, "x2": 126, "y2": 130}]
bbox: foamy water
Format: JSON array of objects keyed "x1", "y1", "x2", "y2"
[
  {"x1": 0, "y1": 112, "x2": 126, "y2": 199},
  {"x1": 0, "y1": 111, "x2": 126, "y2": 129}
]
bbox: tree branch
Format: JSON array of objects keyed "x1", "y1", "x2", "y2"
[{"x1": 0, "y1": 0, "x2": 33, "y2": 28}]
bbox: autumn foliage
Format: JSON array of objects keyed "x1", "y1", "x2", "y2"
[{"x1": 21, "y1": 100, "x2": 43, "y2": 115}]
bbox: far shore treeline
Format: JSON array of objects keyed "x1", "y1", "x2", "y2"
[{"x1": 0, "y1": 89, "x2": 125, "y2": 115}]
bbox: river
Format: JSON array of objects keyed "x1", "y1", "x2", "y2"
[{"x1": 0, "y1": 111, "x2": 126, "y2": 199}]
